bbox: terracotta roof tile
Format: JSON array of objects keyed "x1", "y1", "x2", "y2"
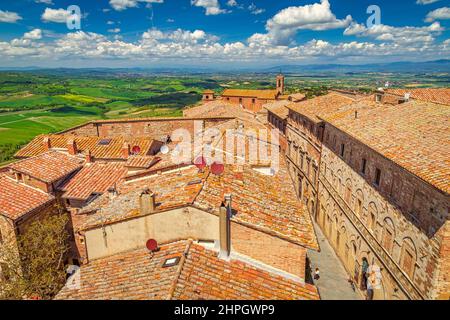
[
  {"x1": 264, "y1": 100, "x2": 290, "y2": 119},
  {"x1": 8, "y1": 151, "x2": 83, "y2": 183},
  {"x1": 222, "y1": 89, "x2": 278, "y2": 100},
  {"x1": 322, "y1": 100, "x2": 450, "y2": 194},
  {"x1": 194, "y1": 162, "x2": 319, "y2": 250},
  {"x1": 287, "y1": 92, "x2": 358, "y2": 123},
  {"x1": 55, "y1": 241, "x2": 319, "y2": 300},
  {"x1": 61, "y1": 163, "x2": 127, "y2": 201},
  {"x1": 15, "y1": 135, "x2": 156, "y2": 160},
  {"x1": 0, "y1": 175, "x2": 54, "y2": 220},
  {"x1": 385, "y1": 88, "x2": 450, "y2": 105}
]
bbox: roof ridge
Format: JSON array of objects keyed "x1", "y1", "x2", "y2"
[{"x1": 167, "y1": 239, "x2": 192, "y2": 300}]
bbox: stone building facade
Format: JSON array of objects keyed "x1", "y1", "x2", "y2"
[{"x1": 283, "y1": 91, "x2": 450, "y2": 300}]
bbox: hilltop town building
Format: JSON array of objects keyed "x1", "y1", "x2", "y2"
[
  {"x1": 1, "y1": 84, "x2": 449, "y2": 301},
  {"x1": 284, "y1": 89, "x2": 450, "y2": 300}
]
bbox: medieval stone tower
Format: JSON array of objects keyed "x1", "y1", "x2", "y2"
[{"x1": 276, "y1": 74, "x2": 285, "y2": 95}]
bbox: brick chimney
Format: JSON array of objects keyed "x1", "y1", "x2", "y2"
[
  {"x1": 219, "y1": 194, "x2": 232, "y2": 259},
  {"x1": 67, "y1": 139, "x2": 78, "y2": 155},
  {"x1": 43, "y1": 137, "x2": 51, "y2": 151},
  {"x1": 122, "y1": 142, "x2": 130, "y2": 159},
  {"x1": 140, "y1": 188, "x2": 156, "y2": 215},
  {"x1": 85, "y1": 150, "x2": 93, "y2": 163}
]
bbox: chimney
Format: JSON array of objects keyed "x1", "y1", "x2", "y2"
[
  {"x1": 67, "y1": 139, "x2": 78, "y2": 155},
  {"x1": 140, "y1": 188, "x2": 156, "y2": 215},
  {"x1": 43, "y1": 137, "x2": 51, "y2": 151},
  {"x1": 218, "y1": 194, "x2": 232, "y2": 259},
  {"x1": 107, "y1": 185, "x2": 118, "y2": 200},
  {"x1": 122, "y1": 142, "x2": 130, "y2": 159},
  {"x1": 85, "y1": 150, "x2": 93, "y2": 163}
]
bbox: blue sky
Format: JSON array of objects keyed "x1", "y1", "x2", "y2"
[{"x1": 0, "y1": 0, "x2": 449, "y2": 68}]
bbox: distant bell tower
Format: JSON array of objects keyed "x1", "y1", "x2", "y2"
[{"x1": 276, "y1": 74, "x2": 285, "y2": 95}]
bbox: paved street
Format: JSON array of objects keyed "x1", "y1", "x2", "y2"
[{"x1": 308, "y1": 223, "x2": 363, "y2": 300}]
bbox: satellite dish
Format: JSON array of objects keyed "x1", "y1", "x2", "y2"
[
  {"x1": 160, "y1": 145, "x2": 169, "y2": 155},
  {"x1": 146, "y1": 239, "x2": 158, "y2": 252},
  {"x1": 194, "y1": 156, "x2": 207, "y2": 170},
  {"x1": 131, "y1": 145, "x2": 141, "y2": 155},
  {"x1": 211, "y1": 161, "x2": 224, "y2": 175}
]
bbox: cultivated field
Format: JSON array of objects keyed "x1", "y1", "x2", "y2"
[{"x1": 0, "y1": 69, "x2": 448, "y2": 164}]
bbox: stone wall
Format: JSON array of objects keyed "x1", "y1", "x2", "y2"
[
  {"x1": 317, "y1": 123, "x2": 449, "y2": 300},
  {"x1": 285, "y1": 112, "x2": 321, "y2": 215},
  {"x1": 62, "y1": 118, "x2": 233, "y2": 138}
]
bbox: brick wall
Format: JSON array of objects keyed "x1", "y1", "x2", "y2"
[{"x1": 222, "y1": 97, "x2": 273, "y2": 113}]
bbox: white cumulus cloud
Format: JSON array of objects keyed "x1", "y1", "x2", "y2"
[
  {"x1": 425, "y1": 7, "x2": 450, "y2": 22},
  {"x1": 344, "y1": 21, "x2": 444, "y2": 44},
  {"x1": 24, "y1": 29, "x2": 43, "y2": 40},
  {"x1": 0, "y1": 10, "x2": 22, "y2": 23},
  {"x1": 41, "y1": 8, "x2": 70, "y2": 23},
  {"x1": 416, "y1": 0, "x2": 440, "y2": 5},
  {"x1": 191, "y1": 0, "x2": 228, "y2": 15},
  {"x1": 109, "y1": 0, "x2": 163, "y2": 11}
]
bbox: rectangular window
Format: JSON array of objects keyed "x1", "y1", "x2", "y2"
[
  {"x1": 374, "y1": 168, "x2": 381, "y2": 186},
  {"x1": 340, "y1": 144, "x2": 345, "y2": 157},
  {"x1": 361, "y1": 158, "x2": 367, "y2": 175}
]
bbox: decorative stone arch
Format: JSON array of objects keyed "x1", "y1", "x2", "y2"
[
  {"x1": 336, "y1": 169, "x2": 343, "y2": 193},
  {"x1": 399, "y1": 237, "x2": 417, "y2": 280},
  {"x1": 344, "y1": 178, "x2": 353, "y2": 205},
  {"x1": 354, "y1": 189, "x2": 364, "y2": 216},
  {"x1": 381, "y1": 217, "x2": 396, "y2": 254},
  {"x1": 368, "y1": 202, "x2": 378, "y2": 233}
]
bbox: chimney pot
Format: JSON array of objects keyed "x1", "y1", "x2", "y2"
[
  {"x1": 67, "y1": 139, "x2": 78, "y2": 155},
  {"x1": 140, "y1": 189, "x2": 156, "y2": 215},
  {"x1": 219, "y1": 196, "x2": 231, "y2": 259},
  {"x1": 85, "y1": 150, "x2": 93, "y2": 163},
  {"x1": 43, "y1": 137, "x2": 51, "y2": 151},
  {"x1": 122, "y1": 142, "x2": 130, "y2": 159}
]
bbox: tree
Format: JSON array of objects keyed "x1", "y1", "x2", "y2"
[{"x1": 0, "y1": 214, "x2": 70, "y2": 300}]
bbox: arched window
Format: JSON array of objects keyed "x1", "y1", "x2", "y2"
[
  {"x1": 0, "y1": 227, "x2": 3, "y2": 244},
  {"x1": 368, "y1": 202, "x2": 378, "y2": 232},
  {"x1": 400, "y1": 238, "x2": 417, "y2": 279},
  {"x1": 382, "y1": 218, "x2": 395, "y2": 254},
  {"x1": 355, "y1": 189, "x2": 364, "y2": 216},
  {"x1": 344, "y1": 179, "x2": 352, "y2": 204}
]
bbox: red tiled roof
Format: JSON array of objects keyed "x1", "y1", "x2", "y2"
[
  {"x1": 322, "y1": 100, "x2": 450, "y2": 194},
  {"x1": 15, "y1": 135, "x2": 157, "y2": 160},
  {"x1": 385, "y1": 88, "x2": 450, "y2": 105},
  {"x1": 0, "y1": 175, "x2": 54, "y2": 220},
  {"x1": 61, "y1": 163, "x2": 127, "y2": 201},
  {"x1": 194, "y1": 162, "x2": 319, "y2": 250},
  {"x1": 8, "y1": 151, "x2": 83, "y2": 183},
  {"x1": 55, "y1": 240, "x2": 319, "y2": 300},
  {"x1": 264, "y1": 100, "x2": 290, "y2": 120},
  {"x1": 125, "y1": 156, "x2": 158, "y2": 169},
  {"x1": 222, "y1": 89, "x2": 278, "y2": 100},
  {"x1": 287, "y1": 92, "x2": 358, "y2": 123}
]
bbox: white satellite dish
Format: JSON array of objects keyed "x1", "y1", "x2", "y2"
[{"x1": 160, "y1": 145, "x2": 169, "y2": 155}]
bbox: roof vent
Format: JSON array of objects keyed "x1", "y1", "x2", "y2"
[{"x1": 98, "y1": 139, "x2": 112, "y2": 146}]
